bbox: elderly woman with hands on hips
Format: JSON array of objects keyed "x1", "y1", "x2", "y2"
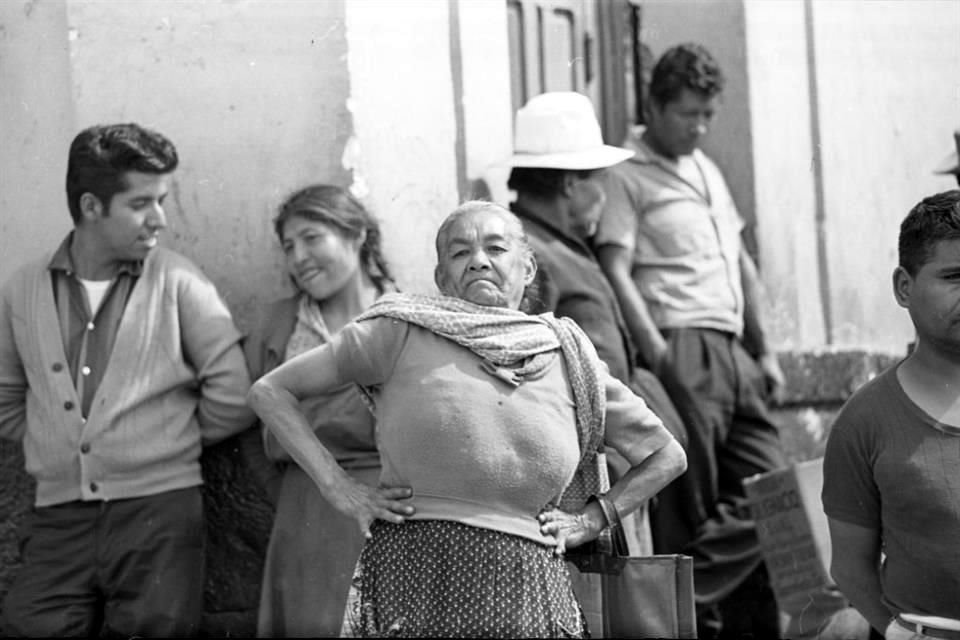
[{"x1": 247, "y1": 201, "x2": 687, "y2": 638}]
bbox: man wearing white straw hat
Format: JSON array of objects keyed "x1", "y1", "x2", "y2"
[
  {"x1": 507, "y1": 93, "x2": 689, "y2": 520},
  {"x1": 507, "y1": 92, "x2": 634, "y2": 377},
  {"x1": 504, "y1": 89, "x2": 692, "y2": 635},
  {"x1": 595, "y1": 44, "x2": 787, "y2": 638}
]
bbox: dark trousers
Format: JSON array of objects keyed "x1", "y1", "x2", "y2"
[
  {"x1": 2, "y1": 486, "x2": 205, "y2": 638},
  {"x1": 650, "y1": 328, "x2": 785, "y2": 639}
]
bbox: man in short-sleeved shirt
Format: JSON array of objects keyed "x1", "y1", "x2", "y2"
[
  {"x1": 597, "y1": 136, "x2": 746, "y2": 336},
  {"x1": 822, "y1": 190, "x2": 960, "y2": 640},
  {"x1": 595, "y1": 43, "x2": 787, "y2": 638}
]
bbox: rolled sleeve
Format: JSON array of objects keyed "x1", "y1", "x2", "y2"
[
  {"x1": 602, "y1": 371, "x2": 675, "y2": 465},
  {"x1": 595, "y1": 166, "x2": 638, "y2": 253},
  {"x1": 330, "y1": 317, "x2": 409, "y2": 387}
]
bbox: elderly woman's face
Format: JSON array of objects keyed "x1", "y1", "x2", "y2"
[{"x1": 434, "y1": 210, "x2": 535, "y2": 309}]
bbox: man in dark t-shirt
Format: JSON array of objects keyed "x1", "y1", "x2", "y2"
[{"x1": 822, "y1": 190, "x2": 960, "y2": 639}]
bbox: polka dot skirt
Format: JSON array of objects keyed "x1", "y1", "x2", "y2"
[{"x1": 341, "y1": 519, "x2": 587, "y2": 638}]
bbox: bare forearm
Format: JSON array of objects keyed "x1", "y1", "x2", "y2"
[
  {"x1": 606, "y1": 439, "x2": 686, "y2": 519},
  {"x1": 740, "y1": 249, "x2": 771, "y2": 357},
  {"x1": 832, "y1": 559, "x2": 890, "y2": 633},
  {"x1": 616, "y1": 280, "x2": 666, "y2": 367},
  {"x1": 246, "y1": 378, "x2": 352, "y2": 504},
  {"x1": 827, "y1": 518, "x2": 891, "y2": 634}
]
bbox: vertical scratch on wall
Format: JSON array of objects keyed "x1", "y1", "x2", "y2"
[
  {"x1": 448, "y1": 0, "x2": 468, "y2": 202},
  {"x1": 342, "y1": 130, "x2": 368, "y2": 200},
  {"x1": 804, "y1": 0, "x2": 833, "y2": 346}
]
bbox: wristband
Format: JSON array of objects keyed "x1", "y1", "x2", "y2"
[{"x1": 592, "y1": 493, "x2": 622, "y2": 531}]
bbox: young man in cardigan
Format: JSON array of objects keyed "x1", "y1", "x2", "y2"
[{"x1": 0, "y1": 123, "x2": 254, "y2": 637}]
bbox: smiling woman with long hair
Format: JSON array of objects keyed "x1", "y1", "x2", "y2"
[{"x1": 241, "y1": 184, "x2": 394, "y2": 637}]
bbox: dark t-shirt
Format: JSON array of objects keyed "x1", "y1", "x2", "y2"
[{"x1": 822, "y1": 365, "x2": 960, "y2": 617}]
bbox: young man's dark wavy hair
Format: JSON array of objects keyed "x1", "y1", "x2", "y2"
[
  {"x1": 648, "y1": 43, "x2": 725, "y2": 107},
  {"x1": 898, "y1": 190, "x2": 960, "y2": 276},
  {"x1": 65, "y1": 123, "x2": 179, "y2": 224}
]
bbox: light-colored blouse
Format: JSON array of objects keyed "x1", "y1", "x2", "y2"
[{"x1": 324, "y1": 317, "x2": 674, "y2": 545}]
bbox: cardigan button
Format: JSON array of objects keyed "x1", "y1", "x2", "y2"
[
  {"x1": 80, "y1": 443, "x2": 91, "y2": 454},
  {"x1": 89, "y1": 482, "x2": 98, "y2": 492},
  {"x1": 64, "y1": 401, "x2": 74, "y2": 411},
  {"x1": 52, "y1": 362, "x2": 63, "y2": 372}
]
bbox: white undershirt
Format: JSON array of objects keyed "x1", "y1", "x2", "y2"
[{"x1": 78, "y1": 277, "x2": 113, "y2": 316}]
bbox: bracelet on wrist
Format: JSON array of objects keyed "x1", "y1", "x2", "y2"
[{"x1": 591, "y1": 493, "x2": 622, "y2": 531}]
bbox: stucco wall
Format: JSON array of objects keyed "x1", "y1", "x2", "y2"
[
  {"x1": 63, "y1": 0, "x2": 354, "y2": 333},
  {"x1": 459, "y1": 0, "x2": 514, "y2": 205},
  {"x1": 343, "y1": 0, "x2": 461, "y2": 296},
  {"x1": 743, "y1": 0, "x2": 825, "y2": 350},
  {"x1": 812, "y1": 0, "x2": 960, "y2": 349},
  {"x1": 0, "y1": 0, "x2": 356, "y2": 333},
  {"x1": 0, "y1": 0, "x2": 75, "y2": 286},
  {"x1": 746, "y1": 0, "x2": 960, "y2": 352}
]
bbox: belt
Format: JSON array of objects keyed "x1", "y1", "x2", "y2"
[{"x1": 897, "y1": 615, "x2": 960, "y2": 640}]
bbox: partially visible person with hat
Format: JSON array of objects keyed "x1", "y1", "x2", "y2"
[
  {"x1": 507, "y1": 92, "x2": 636, "y2": 379},
  {"x1": 503, "y1": 91, "x2": 693, "y2": 628},
  {"x1": 934, "y1": 130, "x2": 960, "y2": 187}
]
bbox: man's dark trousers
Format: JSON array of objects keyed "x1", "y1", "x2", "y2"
[
  {"x1": 650, "y1": 328, "x2": 785, "y2": 639},
  {"x1": 2, "y1": 486, "x2": 205, "y2": 638}
]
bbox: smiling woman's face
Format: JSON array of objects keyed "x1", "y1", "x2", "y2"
[
  {"x1": 281, "y1": 215, "x2": 363, "y2": 302},
  {"x1": 434, "y1": 208, "x2": 536, "y2": 309}
]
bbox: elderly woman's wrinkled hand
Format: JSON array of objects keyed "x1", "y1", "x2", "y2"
[
  {"x1": 332, "y1": 481, "x2": 416, "y2": 540},
  {"x1": 537, "y1": 504, "x2": 606, "y2": 556}
]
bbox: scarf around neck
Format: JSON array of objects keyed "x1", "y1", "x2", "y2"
[{"x1": 285, "y1": 294, "x2": 332, "y2": 362}]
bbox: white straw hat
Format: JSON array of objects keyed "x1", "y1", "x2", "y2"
[{"x1": 508, "y1": 92, "x2": 634, "y2": 170}]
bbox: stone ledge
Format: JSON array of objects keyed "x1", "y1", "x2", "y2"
[{"x1": 778, "y1": 349, "x2": 901, "y2": 406}]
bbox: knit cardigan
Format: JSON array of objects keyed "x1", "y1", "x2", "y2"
[{"x1": 0, "y1": 246, "x2": 255, "y2": 506}]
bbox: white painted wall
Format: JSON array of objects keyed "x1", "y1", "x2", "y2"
[
  {"x1": 812, "y1": 0, "x2": 960, "y2": 351},
  {"x1": 3, "y1": 1, "x2": 357, "y2": 332},
  {"x1": 458, "y1": 0, "x2": 514, "y2": 205},
  {"x1": 0, "y1": 1, "x2": 75, "y2": 286},
  {"x1": 744, "y1": 0, "x2": 825, "y2": 350},
  {"x1": 343, "y1": 0, "x2": 461, "y2": 296}
]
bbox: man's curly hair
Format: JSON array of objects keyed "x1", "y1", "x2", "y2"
[{"x1": 648, "y1": 43, "x2": 725, "y2": 107}]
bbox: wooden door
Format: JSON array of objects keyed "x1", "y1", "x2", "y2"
[{"x1": 506, "y1": 0, "x2": 644, "y2": 146}]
